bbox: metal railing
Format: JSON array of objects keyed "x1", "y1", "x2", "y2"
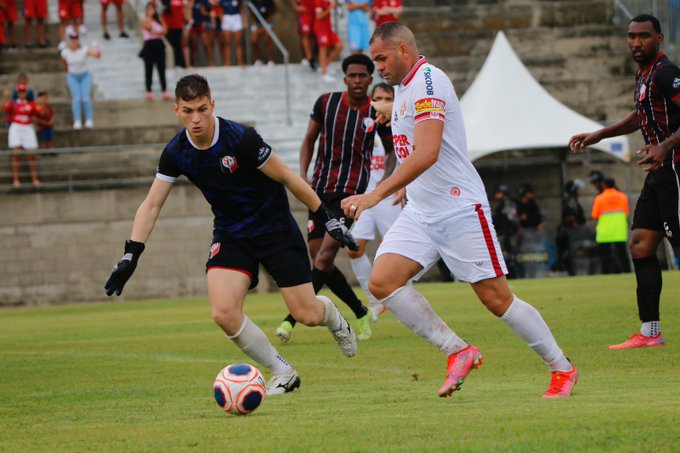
[
  {"x1": 245, "y1": 1, "x2": 292, "y2": 126},
  {"x1": 613, "y1": 0, "x2": 680, "y2": 63},
  {"x1": 0, "y1": 144, "x2": 166, "y2": 193}
]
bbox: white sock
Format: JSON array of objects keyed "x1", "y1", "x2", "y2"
[
  {"x1": 641, "y1": 321, "x2": 660, "y2": 337},
  {"x1": 227, "y1": 316, "x2": 293, "y2": 376},
  {"x1": 350, "y1": 255, "x2": 375, "y2": 301},
  {"x1": 500, "y1": 296, "x2": 572, "y2": 372},
  {"x1": 380, "y1": 286, "x2": 467, "y2": 356},
  {"x1": 319, "y1": 295, "x2": 343, "y2": 331}
]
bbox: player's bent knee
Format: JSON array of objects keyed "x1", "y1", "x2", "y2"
[{"x1": 368, "y1": 277, "x2": 399, "y2": 300}]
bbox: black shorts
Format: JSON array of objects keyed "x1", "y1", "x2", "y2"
[
  {"x1": 206, "y1": 226, "x2": 312, "y2": 290},
  {"x1": 632, "y1": 164, "x2": 680, "y2": 247},
  {"x1": 306, "y1": 192, "x2": 356, "y2": 241}
]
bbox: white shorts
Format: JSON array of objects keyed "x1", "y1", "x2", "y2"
[
  {"x1": 351, "y1": 194, "x2": 402, "y2": 240},
  {"x1": 376, "y1": 203, "x2": 507, "y2": 283},
  {"x1": 8, "y1": 123, "x2": 38, "y2": 150},
  {"x1": 221, "y1": 14, "x2": 243, "y2": 32}
]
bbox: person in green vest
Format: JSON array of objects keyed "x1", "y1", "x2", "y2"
[{"x1": 592, "y1": 178, "x2": 631, "y2": 274}]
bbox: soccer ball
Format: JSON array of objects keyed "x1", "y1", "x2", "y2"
[{"x1": 213, "y1": 363, "x2": 267, "y2": 415}]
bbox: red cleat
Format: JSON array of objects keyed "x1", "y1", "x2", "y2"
[
  {"x1": 438, "y1": 344, "x2": 484, "y2": 398},
  {"x1": 542, "y1": 365, "x2": 578, "y2": 399},
  {"x1": 609, "y1": 332, "x2": 665, "y2": 350}
]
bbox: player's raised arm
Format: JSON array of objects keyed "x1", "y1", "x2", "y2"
[
  {"x1": 568, "y1": 110, "x2": 639, "y2": 153},
  {"x1": 104, "y1": 178, "x2": 173, "y2": 296}
]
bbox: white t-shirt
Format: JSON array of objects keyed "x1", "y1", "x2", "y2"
[
  {"x1": 391, "y1": 56, "x2": 487, "y2": 220},
  {"x1": 60, "y1": 46, "x2": 90, "y2": 75}
]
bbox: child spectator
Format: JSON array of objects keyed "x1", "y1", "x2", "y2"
[
  {"x1": 314, "y1": 0, "x2": 342, "y2": 81},
  {"x1": 0, "y1": 0, "x2": 18, "y2": 50},
  {"x1": 289, "y1": 0, "x2": 316, "y2": 70},
  {"x1": 372, "y1": 0, "x2": 401, "y2": 27},
  {"x1": 2, "y1": 85, "x2": 42, "y2": 187},
  {"x1": 344, "y1": 0, "x2": 370, "y2": 54},
  {"x1": 101, "y1": 0, "x2": 130, "y2": 40},
  {"x1": 35, "y1": 91, "x2": 55, "y2": 153},
  {"x1": 58, "y1": 0, "x2": 84, "y2": 50},
  {"x1": 23, "y1": 0, "x2": 48, "y2": 47},
  {"x1": 250, "y1": 0, "x2": 275, "y2": 66}
]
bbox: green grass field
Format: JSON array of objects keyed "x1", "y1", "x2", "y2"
[{"x1": 2, "y1": 274, "x2": 680, "y2": 452}]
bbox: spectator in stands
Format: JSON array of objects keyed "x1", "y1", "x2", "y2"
[
  {"x1": 589, "y1": 169, "x2": 606, "y2": 193},
  {"x1": 188, "y1": 0, "x2": 215, "y2": 66},
  {"x1": 35, "y1": 90, "x2": 55, "y2": 153},
  {"x1": 140, "y1": 1, "x2": 170, "y2": 100},
  {"x1": 516, "y1": 183, "x2": 543, "y2": 232},
  {"x1": 314, "y1": 0, "x2": 342, "y2": 81},
  {"x1": 101, "y1": 0, "x2": 130, "y2": 40},
  {"x1": 58, "y1": 0, "x2": 85, "y2": 50},
  {"x1": 218, "y1": 0, "x2": 245, "y2": 66},
  {"x1": 669, "y1": 0, "x2": 679, "y2": 44},
  {"x1": 6, "y1": 74, "x2": 34, "y2": 126},
  {"x1": 23, "y1": 0, "x2": 48, "y2": 48},
  {"x1": 61, "y1": 32, "x2": 101, "y2": 129},
  {"x1": 250, "y1": 0, "x2": 275, "y2": 66},
  {"x1": 372, "y1": 0, "x2": 401, "y2": 27},
  {"x1": 555, "y1": 179, "x2": 586, "y2": 274},
  {"x1": 0, "y1": 0, "x2": 18, "y2": 51},
  {"x1": 162, "y1": 0, "x2": 187, "y2": 67},
  {"x1": 2, "y1": 85, "x2": 42, "y2": 187},
  {"x1": 345, "y1": 0, "x2": 370, "y2": 54},
  {"x1": 491, "y1": 184, "x2": 519, "y2": 278},
  {"x1": 290, "y1": 0, "x2": 316, "y2": 70},
  {"x1": 592, "y1": 177, "x2": 631, "y2": 274}
]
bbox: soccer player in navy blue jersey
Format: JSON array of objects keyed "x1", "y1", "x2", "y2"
[
  {"x1": 105, "y1": 74, "x2": 359, "y2": 395},
  {"x1": 275, "y1": 53, "x2": 395, "y2": 343},
  {"x1": 569, "y1": 14, "x2": 680, "y2": 350}
]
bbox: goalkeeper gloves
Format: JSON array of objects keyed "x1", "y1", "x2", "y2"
[
  {"x1": 104, "y1": 239, "x2": 145, "y2": 296},
  {"x1": 314, "y1": 203, "x2": 359, "y2": 251}
]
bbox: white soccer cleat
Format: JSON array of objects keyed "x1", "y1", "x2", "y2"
[
  {"x1": 266, "y1": 371, "x2": 301, "y2": 395},
  {"x1": 330, "y1": 315, "x2": 357, "y2": 357}
]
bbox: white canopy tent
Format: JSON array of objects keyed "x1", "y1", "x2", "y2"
[{"x1": 460, "y1": 31, "x2": 630, "y2": 163}]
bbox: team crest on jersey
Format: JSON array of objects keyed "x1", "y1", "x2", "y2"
[
  {"x1": 220, "y1": 155, "x2": 238, "y2": 173},
  {"x1": 307, "y1": 219, "x2": 315, "y2": 233},
  {"x1": 450, "y1": 187, "x2": 461, "y2": 197},
  {"x1": 399, "y1": 101, "x2": 407, "y2": 117},
  {"x1": 639, "y1": 84, "x2": 647, "y2": 101},
  {"x1": 673, "y1": 77, "x2": 680, "y2": 89},
  {"x1": 362, "y1": 117, "x2": 375, "y2": 132},
  {"x1": 209, "y1": 242, "x2": 221, "y2": 259}
]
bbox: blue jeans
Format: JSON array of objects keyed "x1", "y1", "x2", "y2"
[{"x1": 67, "y1": 71, "x2": 93, "y2": 123}]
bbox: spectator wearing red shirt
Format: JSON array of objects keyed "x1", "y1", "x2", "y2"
[
  {"x1": 23, "y1": 0, "x2": 48, "y2": 47},
  {"x1": 289, "y1": 0, "x2": 316, "y2": 69},
  {"x1": 0, "y1": 0, "x2": 18, "y2": 50},
  {"x1": 57, "y1": 0, "x2": 84, "y2": 50},
  {"x1": 372, "y1": 0, "x2": 401, "y2": 27},
  {"x1": 314, "y1": 0, "x2": 342, "y2": 81},
  {"x1": 2, "y1": 85, "x2": 42, "y2": 187},
  {"x1": 35, "y1": 90, "x2": 55, "y2": 152},
  {"x1": 162, "y1": 0, "x2": 187, "y2": 67},
  {"x1": 101, "y1": 0, "x2": 130, "y2": 40}
]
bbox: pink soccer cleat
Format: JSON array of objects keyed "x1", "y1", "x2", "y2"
[
  {"x1": 438, "y1": 344, "x2": 484, "y2": 398},
  {"x1": 609, "y1": 332, "x2": 665, "y2": 350},
  {"x1": 542, "y1": 365, "x2": 578, "y2": 399}
]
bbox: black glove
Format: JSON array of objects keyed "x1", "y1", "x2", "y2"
[
  {"x1": 314, "y1": 203, "x2": 359, "y2": 251},
  {"x1": 104, "y1": 240, "x2": 145, "y2": 296}
]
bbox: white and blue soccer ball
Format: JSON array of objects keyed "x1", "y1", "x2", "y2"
[{"x1": 213, "y1": 363, "x2": 266, "y2": 415}]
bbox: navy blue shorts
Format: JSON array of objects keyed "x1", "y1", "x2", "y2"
[
  {"x1": 307, "y1": 192, "x2": 356, "y2": 241},
  {"x1": 206, "y1": 225, "x2": 312, "y2": 289},
  {"x1": 632, "y1": 164, "x2": 680, "y2": 247},
  {"x1": 37, "y1": 127, "x2": 53, "y2": 142}
]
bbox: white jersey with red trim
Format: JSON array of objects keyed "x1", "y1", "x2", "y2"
[
  {"x1": 366, "y1": 134, "x2": 387, "y2": 193},
  {"x1": 391, "y1": 57, "x2": 488, "y2": 220}
]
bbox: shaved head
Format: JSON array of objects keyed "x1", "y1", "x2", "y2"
[
  {"x1": 370, "y1": 22, "x2": 418, "y2": 53},
  {"x1": 369, "y1": 22, "x2": 420, "y2": 85}
]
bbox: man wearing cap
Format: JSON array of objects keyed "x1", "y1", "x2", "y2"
[{"x1": 2, "y1": 84, "x2": 42, "y2": 187}]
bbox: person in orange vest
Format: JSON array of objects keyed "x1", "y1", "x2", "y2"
[{"x1": 592, "y1": 177, "x2": 631, "y2": 274}]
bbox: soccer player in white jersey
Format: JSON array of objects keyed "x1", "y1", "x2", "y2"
[
  {"x1": 342, "y1": 22, "x2": 578, "y2": 398},
  {"x1": 347, "y1": 82, "x2": 403, "y2": 324}
]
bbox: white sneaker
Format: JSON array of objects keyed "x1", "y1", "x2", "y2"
[
  {"x1": 73, "y1": 120, "x2": 82, "y2": 130},
  {"x1": 301, "y1": 58, "x2": 310, "y2": 67},
  {"x1": 267, "y1": 60, "x2": 275, "y2": 67},
  {"x1": 266, "y1": 371, "x2": 301, "y2": 395},
  {"x1": 253, "y1": 59, "x2": 263, "y2": 66},
  {"x1": 321, "y1": 73, "x2": 336, "y2": 83},
  {"x1": 85, "y1": 119, "x2": 93, "y2": 128},
  {"x1": 330, "y1": 315, "x2": 357, "y2": 357}
]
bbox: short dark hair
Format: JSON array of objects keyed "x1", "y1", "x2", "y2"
[
  {"x1": 631, "y1": 14, "x2": 661, "y2": 34},
  {"x1": 589, "y1": 170, "x2": 605, "y2": 184},
  {"x1": 175, "y1": 74, "x2": 211, "y2": 102},
  {"x1": 371, "y1": 82, "x2": 394, "y2": 97},
  {"x1": 604, "y1": 177, "x2": 617, "y2": 189},
  {"x1": 342, "y1": 54, "x2": 374, "y2": 75}
]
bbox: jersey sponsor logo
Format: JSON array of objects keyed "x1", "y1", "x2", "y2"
[
  {"x1": 371, "y1": 154, "x2": 385, "y2": 170},
  {"x1": 209, "y1": 242, "x2": 221, "y2": 259},
  {"x1": 450, "y1": 187, "x2": 461, "y2": 197},
  {"x1": 422, "y1": 67, "x2": 434, "y2": 95},
  {"x1": 639, "y1": 83, "x2": 647, "y2": 101},
  {"x1": 362, "y1": 117, "x2": 376, "y2": 133},
  {"x1": 393, "y1": 133, "x2": 411, "y2": 159},
  {"x1": 414, "y1": 97, "x2": 446, "y2": 122},
  {"x1": 220, "y1": 155, "x2": 239, "y2": 173}
]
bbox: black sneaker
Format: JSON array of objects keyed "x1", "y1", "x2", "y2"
[
  {"x1": 103, "y1": 31, "x2": 111, "y2": 40},
  {"x1": 119, "y1": 31, "x2": 129, "y2": 38}
]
